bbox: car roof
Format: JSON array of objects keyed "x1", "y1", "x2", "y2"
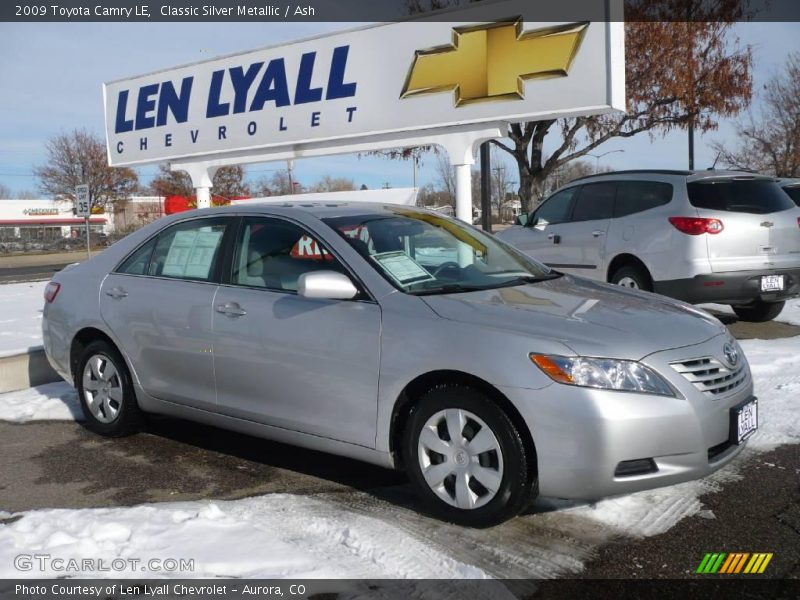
[
  {"x1": 172, "y1": 201, "x2": 424, "y2": 220},
  {"x1": 779, "y1": 178, "x2": 800, "y2": 187},
  {"x1": 566, "y1": 169, "x2": 779, "y2": 185}
]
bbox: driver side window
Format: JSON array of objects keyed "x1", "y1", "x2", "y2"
[{"x1": 531, "y1": 187, "x2": 579, "y2": 226}]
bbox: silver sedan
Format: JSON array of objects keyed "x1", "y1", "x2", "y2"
[{"x1": 42, "y1": 202, "x2": 756, "y2": 526}]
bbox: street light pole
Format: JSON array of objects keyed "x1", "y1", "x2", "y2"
[{"x1": 587, "y1": 149, "x2": 625, "y2": 171}]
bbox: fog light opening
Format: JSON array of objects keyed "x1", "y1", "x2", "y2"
[{"x1": 614, "y1": 458, "x2": 658, "y2": 477}]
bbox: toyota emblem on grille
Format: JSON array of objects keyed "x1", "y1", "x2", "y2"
[{"x1": 723, "y1": 342, "x2": 739, "y2": 367}]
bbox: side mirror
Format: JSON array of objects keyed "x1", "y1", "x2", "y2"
[
  {"x1": 514, "y1": 213, "x2": 528, "y2": 227},
  {"x1": 298, "y1": 271, "x2": 358, "y2": 300}
]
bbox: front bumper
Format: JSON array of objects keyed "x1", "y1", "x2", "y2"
[
  {"x1": 500, "y1": 334, "x2": 753, "y2": 500},
  {"x1": 654, "y1": 267, "x2": 800, "y2": 305}
]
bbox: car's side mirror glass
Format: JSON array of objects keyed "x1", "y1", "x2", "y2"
[
  {"x1": 298, "y1": 271, "x2": 358, "y2": 300},
  {"x1": 514, "y1": 213, "x2": 528, "y2": 227}
]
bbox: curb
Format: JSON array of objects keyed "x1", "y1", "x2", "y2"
[{"x1": 0, "y1": 349, "x2": 61, "y2": 394}]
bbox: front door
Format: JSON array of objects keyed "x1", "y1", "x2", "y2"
[{"x1": 212, "y1": 216, "x2": 382, "y2": 448}]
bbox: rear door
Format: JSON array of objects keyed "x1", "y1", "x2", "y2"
[
  {"x1": 100, "y1": 216, "x2": 233, "y2": 411},
  {"x1": 687, "y1": 178, "x2": 799, "y2": 272}
]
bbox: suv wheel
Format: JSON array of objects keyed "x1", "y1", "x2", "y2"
[
  {"x1": 76, "y1": 340, "x2": 143, "y2": 437},
  {"x1": 732, "y1": 300, "x2": 785, "y2": 323},
  {"x1": 402, "y1": 385, "x2": 536, "y2": 527},
  {"x1": 611, "y1": 264, "x2": 652, "y2": 291}
]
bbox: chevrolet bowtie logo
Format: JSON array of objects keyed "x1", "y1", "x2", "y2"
[{"x1": 401, "y1": 20, "x2": 588, "y2": 106}]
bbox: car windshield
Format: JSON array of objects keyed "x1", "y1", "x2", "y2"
[
  {"x1": 687, "y1": 179, "x2": 794, "y2": 214},
  {"x1": 322, "y1": 208, "x2": 556, "y2": 295}
]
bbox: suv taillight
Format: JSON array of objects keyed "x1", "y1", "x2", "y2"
[
  {"x1": 668, "y1": 216, "x2": 724, "y2": 235},
  {"x1": 44, "y1": 282, "x2": 61, "y2": 303}
]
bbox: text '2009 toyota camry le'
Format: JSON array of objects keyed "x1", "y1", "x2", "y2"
[{"x1": 42, "y1": 202, "x2": 757, "y2": 526}]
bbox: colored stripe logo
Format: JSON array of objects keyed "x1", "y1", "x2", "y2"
[{"x1": 697, "y1": 552, "x2": 773, "y2": 574}]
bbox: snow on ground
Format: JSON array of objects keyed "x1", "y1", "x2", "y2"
[
  {"x1": 0, "y1": 281, "x2": 46, "y2": 357},
  {"x1": 0, "y1": 336, "x2": 797, "y2": 579},
  {"x1": 700, "y1": 298, "x2": 800, "y2": 326},
  {"x1": 0, "y1": 381, "x2": 81, "y2": 422},
  {"x1": 0, "y1": 496, "x2": 488, "y2": 581}
]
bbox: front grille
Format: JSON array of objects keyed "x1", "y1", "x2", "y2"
[{"x1": 670, "y1": 356, "x2": 747, "y2": 397}]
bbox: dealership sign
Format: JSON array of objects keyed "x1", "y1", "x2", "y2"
[{"x1": 103, "y1": 0, "x2": 624, "y2": 167}]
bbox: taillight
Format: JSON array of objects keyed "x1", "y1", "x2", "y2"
[
  {"x1": 44, "y1": 282, "x2": 61, "y2": 303},
  {"x1": 797, "y1": 216, "x2": 800, "y2": 229},
  {"x1": 668, "y1": 217, "x2": 724, "y2": 235}
]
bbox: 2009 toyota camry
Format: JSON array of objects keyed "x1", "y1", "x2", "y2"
[{"x1": 42, "y1": 202, "x2": 757, "y2": 526}]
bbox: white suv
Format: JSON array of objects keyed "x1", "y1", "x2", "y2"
[{"x1": 496, "y1": 170, "x2": 800, "y2": 322}]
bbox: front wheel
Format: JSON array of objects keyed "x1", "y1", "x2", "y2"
[
  {"x1": 732, "y1": 300, "x2": 785, "y2": 323},
  {"x1": 402, "y1": 385, "x2": 536, "y2": 527}
]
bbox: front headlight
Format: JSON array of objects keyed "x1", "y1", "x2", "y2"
[{"x1": 530, "y1": 354, "x2": 675, "y2": 396}]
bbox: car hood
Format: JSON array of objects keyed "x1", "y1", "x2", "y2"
[{"x1": 420, "y1": 275, "x2": 727, "y2": 360}]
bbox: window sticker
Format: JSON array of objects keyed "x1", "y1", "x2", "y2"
[
  {"x1": 371, "y1": 251, "x2": 435, "y2": 285},
  {"x1": 162, "y1": 229, "x2": 223, "y2": 279}
]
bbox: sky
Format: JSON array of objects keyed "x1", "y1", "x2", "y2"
[{"x1": 0, "y1": 20, "x2": 798, "y2": 198}]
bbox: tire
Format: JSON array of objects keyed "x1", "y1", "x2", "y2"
[
  {"x1": 732, "y1": 300, "x2": 785, "y2": 323},
  {"x1": 402, "y1": 385, "x2": 536, "y2": 527},
  {"x1": 76, "y1": 340, "x2": 143, "y2": 437},
  {"x1": 610, "y1": 264, "x2": 652, "y2": 291}
]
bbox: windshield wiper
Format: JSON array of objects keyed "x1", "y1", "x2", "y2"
[
  {"x1": 495, "y1": 273, "x2": 564, "y2": 287},
  {"x1": 411, "y1": 283, "x2": 496, "y2": 296}
]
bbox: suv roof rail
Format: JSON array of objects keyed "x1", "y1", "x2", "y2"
[{"x1": 567, "y1": 169, "x2": 694, "y2": 184}]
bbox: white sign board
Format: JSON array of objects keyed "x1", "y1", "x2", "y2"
[
  {"x1": 75, "y1": 185, "x2": 90, "y2": 218},
  {"x1": 103, "y1": 0, "x2": 624, "y2": 167}
]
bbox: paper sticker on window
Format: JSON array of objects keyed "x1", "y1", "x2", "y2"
[
  {"x1": 372, "y1": 251, "x2": 435, "y2": 285},
  {"x1": 162, "y1": 229, "x2": 223, "y2": 279}
]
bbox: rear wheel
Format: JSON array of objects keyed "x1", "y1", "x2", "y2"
[
  {"x1": 732, "y1": 300, "x2": 785, "y2": 322},
  {"x1": 402, "y1": 385, "x2": 536, "y2": 527},
  {"x1": 610, "y1": 264, "x2": 652, "y2": 291},
  {"x1": 76, "y1": 340, "x2": 143, "y2": 437}
]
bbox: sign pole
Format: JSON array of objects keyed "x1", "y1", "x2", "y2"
[{"x1": 75, "y1": 184, "x2": 91, "y2": 260}]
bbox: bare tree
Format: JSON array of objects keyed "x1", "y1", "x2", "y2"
[
  {"x1": 0, "y1": 183, "x2": 12, "y2": 199},
  {"x1": 252, "y1": 170, "x2": 294, "y2": 196},
  {"x1": 712, "y1": 52, "x2": 800, "y2": 177},
  {"x1": 34, "y1": 129, "x2": 138, "y2": 210},
  {"x1": 433, "y1": 153, "x2": 456, "y2": 207},
  {"x1": 15, "y1": 189, "x2": 39, "y2": 200},
  {"x1": 309, "y1": 176, "x2": 356, "y2": 192},
  {"x1": 150, "y1": 163, "x2": 250, "y2": 199}
]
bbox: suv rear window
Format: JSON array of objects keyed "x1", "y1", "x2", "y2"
[
  {"x1": 687, "y1": 179, "x2": 793, "y2": 214},
  {"x1": 783, "y1": 185, "x2": 800, "y2": 207},
  {"x1": 615, "y1": 181, "x2": 673, "y2": 217}
]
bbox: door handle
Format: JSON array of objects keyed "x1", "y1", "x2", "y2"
[
  {"x1": 592, "y1": 230, "x2": 606, "y2": 238},
  {"x1": 104, "y1": 287, "x2": 128, "y2": 299},
  {"x1": 547, "y1": 233, "x2": 560, "y2": 244},
  {"x1": 216, "y1": 302, "x2": 247, "y2": 317}
]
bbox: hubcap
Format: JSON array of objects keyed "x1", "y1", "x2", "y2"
[
  {"x1": 417, "y1": 408, "x2": 504, "y2": 510},
  {"x1": 82, "y1": 354, "x2": 123, "y2": 423},
  {"x1": 617, "y1": 276, "x2": 639, "y2": 289}
]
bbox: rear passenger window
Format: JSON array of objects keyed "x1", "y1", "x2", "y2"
[
  {"x1": 232, "y1": 217, "x2": 346, "y2": 292},
  {"x1": 148, "y1": 218, "x2": 229, "y2": 282},
  {"x1": 117, "y1": 238, "x2": 156, "y2": 275},
  {"x1": 614, "y1": 181, "x2": 673, "y2": 217},
  {"x1": 571, "y1": 183, "x2": 616, "y2": 222}
]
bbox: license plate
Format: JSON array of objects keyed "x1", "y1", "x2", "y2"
[
  {"x1": 760, "y1": 275, "x2": 784, "y2": 292},
  {"x1": 732, "y1": 399, "x2": 758, "y2": 444}
]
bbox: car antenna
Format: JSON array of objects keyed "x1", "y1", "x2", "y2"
[{"x1": 709, "y1": 151, "x2": 722, "y2": 170}]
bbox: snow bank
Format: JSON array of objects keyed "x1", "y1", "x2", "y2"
[
  {"x1": 0, "y1": 495, "x2": 488, "y2": 580},
  {"x1": 0, "y1": 381, "x2": 81, "y2": 422},
  {"x1": 0, "y1": 281, "x2": 46, "y2": 357}
]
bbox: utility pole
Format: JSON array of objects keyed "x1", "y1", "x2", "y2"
[
  {"x1": 287, "y1": 160, "x2": 295, "y2": 194},
  {"x1": 480, "y1": 142, "x2": 491, "y2": 232},
  {"x1": 412, "y1": 150, "x2": 419, "y2": 189}
]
